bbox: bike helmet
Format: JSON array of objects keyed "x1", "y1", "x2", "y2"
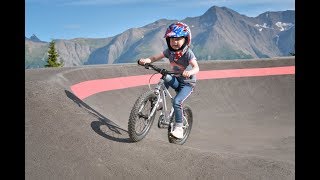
[{"x1": 164, "y1": 22, "x2": 191, "y2": 52}]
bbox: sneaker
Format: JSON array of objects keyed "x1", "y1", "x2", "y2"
[{"x1": 171, "y1": 126, "x2": 184, "y2": 139}]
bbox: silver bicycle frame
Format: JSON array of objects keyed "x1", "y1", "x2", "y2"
[
  {"x1": 148, "y1": 75, "x2": 189, "y2": 129},
  {"x1": 158, "y1": 79, "x2": 190, "y2": 129},
  {"x1": 148, "y1": 78, "x2": 174, "y2": 123},
  {"x1": 160, "y1": 82, "x2": 174, "y2": 121}
]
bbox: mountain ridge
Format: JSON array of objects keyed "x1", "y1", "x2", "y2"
[{"x1": 25, "y1": 6, "x2": 295, "y2": 69}]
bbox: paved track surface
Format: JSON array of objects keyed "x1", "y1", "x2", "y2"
[{"x1": 25, "y1": 57, "x2": 295, "y2": 179}]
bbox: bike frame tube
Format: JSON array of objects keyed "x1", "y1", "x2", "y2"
[
  {"x1": 160, "y1": 82, "x2": 174, "y2": 122},
  {"x1": 145, "y1": 68, "x2": 177, "y2": 122}
]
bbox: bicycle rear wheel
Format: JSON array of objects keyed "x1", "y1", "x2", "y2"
[
  {"x1": 128, "y1": 91, "x2": 157, "y2": 142},
  {"x1": 168, "y1": 105, "x2": 193, "y2": 145}
]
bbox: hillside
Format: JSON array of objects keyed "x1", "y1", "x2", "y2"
[{"x1": 25, "y1": 6, "x2": 295, "y2": 69}]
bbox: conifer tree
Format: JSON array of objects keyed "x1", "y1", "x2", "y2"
[
  {"x1": 289, "y1": 44, "x2": 295, "y2": 56},
  {"x1": 45, "y1": 40, "x2": 63, "y2": 67}
]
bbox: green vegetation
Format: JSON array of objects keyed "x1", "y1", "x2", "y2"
[
  {"x1": 289, "y1": 44, "x2": 295, "y2": 56},
  {"x1": 45, "y1": 40, "x2": 64, "y2": 67}
]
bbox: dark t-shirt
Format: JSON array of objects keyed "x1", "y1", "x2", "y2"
[{"x1": 163, "y1": 48, "x2": 197, "y2": 84}]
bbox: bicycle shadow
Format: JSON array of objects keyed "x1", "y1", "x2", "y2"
[{"x1": 65, "y1": 90, "x2": 132, "y2": 143}]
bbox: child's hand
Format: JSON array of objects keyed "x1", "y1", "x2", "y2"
[
  {"x1": 182, "y1": 70, "x2": 192, "y2": 78},
  {"x1": 138, "y1": 58, "x2": 151, "y2": 65}
]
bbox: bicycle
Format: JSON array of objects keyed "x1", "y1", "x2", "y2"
[{"x1": 128, "y1": 62, "x2": 193, "y2": 145}]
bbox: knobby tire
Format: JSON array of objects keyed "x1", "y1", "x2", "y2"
[{"x1": 128, "y1": 91, "x2": 157, "y2": 142}]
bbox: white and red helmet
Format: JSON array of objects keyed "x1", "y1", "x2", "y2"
[{"x1": 164, "y1": 22, "x2": 191, "y2": 51}]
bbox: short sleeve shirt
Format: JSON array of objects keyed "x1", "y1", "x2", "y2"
[{"x1": 163, "y1": 48, "x2": 197, "y2": 83}]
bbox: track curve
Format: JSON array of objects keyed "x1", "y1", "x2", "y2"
[{"x1": 25, "y1": 57, "x2": 295, "y2": 179}]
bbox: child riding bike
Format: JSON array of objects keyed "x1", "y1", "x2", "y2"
[{"x1": 138, "y1": 22, "x2": 199, "y2": 139}]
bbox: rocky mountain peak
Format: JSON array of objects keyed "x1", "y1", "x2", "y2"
[
  {"x1": 29, "y1": 34, "x2": 42, "y2": 42},
  {"x1": 25, "y1": 5, "x2": 295, "y2": 69}
]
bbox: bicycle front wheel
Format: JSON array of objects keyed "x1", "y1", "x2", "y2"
[{"x1": 128, "y1": 91, "x2": 157, "y2": 142}]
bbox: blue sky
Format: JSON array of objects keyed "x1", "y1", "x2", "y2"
[{"x1": 25, "y1": 0, "x2": 295, "y2": 42}]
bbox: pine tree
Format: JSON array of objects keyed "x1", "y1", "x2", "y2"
[
  {"x1": 289, "y1": 44, "x2": 295, "y2": 56},
  {"x1": 45, "y1": 40, "x2": 63, "y2": 67}
]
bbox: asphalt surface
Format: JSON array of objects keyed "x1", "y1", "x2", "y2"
[{"x1": 25, "y1": 57, "x2": 295, "y2": 179}]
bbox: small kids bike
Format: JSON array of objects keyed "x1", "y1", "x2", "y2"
[{"x1": 128, "y1": 62, "x2": 193, "y2": 145}]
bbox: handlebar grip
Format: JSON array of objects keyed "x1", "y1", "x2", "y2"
[{"x1": 137, "y1": 60, "x2": 150, "y2": 67}]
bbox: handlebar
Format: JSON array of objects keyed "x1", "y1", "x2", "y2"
[
  {"x1": 137, "y1": 60, "x2": 181, "y2": 76},
  {"x1": 137, "y1": 60, "x2": 195, "y2": 82}
]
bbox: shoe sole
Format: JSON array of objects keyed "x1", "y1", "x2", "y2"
[{"x1": 170, "y1": 132, "x2": 183, "y2": 139}]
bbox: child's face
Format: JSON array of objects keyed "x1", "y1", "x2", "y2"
[{"x1": 169, "y1": 37, "x2": 185, "y2": 50}]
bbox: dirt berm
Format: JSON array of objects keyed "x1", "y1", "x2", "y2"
[{"x1": 25, "y1": 57, "x2": 295, "y2": 179}]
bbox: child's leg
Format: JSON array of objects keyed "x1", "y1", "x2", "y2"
[
  {"x1": 164, "y1": 74, "x2": 179, "y2": 89},
  {"x1": 172, "y1": 84, "x2": 194, "y2": 126}
]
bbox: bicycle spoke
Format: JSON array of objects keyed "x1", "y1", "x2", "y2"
[{"x1": 135, "y1": 99, "x2": 154, "y2": 134}]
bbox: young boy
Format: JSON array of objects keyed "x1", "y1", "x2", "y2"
[{"x1": 138, "y1": 22, "x2": 199, "y2": 139}]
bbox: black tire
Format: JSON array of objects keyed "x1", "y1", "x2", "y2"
[
  {"x1": 168, "y1": 105, "x2": 193, "y2": 145},
  {"x1": 128, "y1": 91, "x2": 157, "y2": 142}
]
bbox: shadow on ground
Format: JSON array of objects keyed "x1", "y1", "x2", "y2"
[{"x1": 65, "y1": 90, "x2": 132, "y2": 143}]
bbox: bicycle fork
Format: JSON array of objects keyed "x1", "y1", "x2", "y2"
[{"x1": 143, "y1": 92, "x2": 164, "y2": 122}]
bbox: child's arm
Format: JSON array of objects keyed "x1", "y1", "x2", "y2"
[
  {"x1": 138, "y1": 53, "x2": 165, "y2": 65},
  {"x1": 183, "y1": 59, "x2": 199, "y2": 78}
]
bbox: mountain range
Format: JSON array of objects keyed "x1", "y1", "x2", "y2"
[{"x1": 25, "y1": 6, "x2": 295, "y2": 69}]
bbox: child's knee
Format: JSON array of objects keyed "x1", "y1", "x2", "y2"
[{"x1": 164, "y1": 74, "x2": 172, "y2": 82}]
